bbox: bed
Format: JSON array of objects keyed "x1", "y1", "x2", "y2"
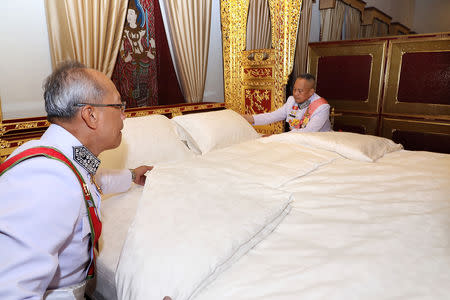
[{"x1": 87, "y1": 109, "x2": 450, "y2": 300}]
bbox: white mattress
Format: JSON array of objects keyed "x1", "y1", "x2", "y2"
[{"x1": 89, "y1": 143, "x2": 450, "y2": 300}]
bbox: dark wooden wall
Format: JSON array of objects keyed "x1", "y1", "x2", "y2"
[{"x1": 308, "y1": 32, "x2": 450, "y2": 154}]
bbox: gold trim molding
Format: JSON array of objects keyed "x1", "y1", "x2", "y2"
[{"x1": 0, "y1": 102, "x2": 226, "y2": 163}]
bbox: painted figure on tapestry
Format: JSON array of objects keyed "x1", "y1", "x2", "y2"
[{"x1": 112, "y1": 0, "x2": 158, "y2": 107}]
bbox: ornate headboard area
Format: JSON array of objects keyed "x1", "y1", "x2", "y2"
[
  {"x1": 308, "y1": 32, "x2": 450, "y2": 153},
  {"x1": 0, "y1": 102, "x2": 225, "y2": 163},
  {"x1": 221, "y1": 0, "x2": 301, "y2": 135}
]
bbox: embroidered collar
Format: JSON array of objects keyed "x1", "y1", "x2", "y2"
[
  {"x1": 297, "y1": 99, "x2": 311, "y2": 110},
  {"x1": 73, "y1": 146, "x2": 100, "y2": 175}
]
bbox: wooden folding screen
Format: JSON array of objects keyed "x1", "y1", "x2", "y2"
[{"x1": 308, "y1": 32, "x2": 450, "y2": 153}]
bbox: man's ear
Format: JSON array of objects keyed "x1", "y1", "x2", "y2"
[{"x1": 80, "y1": 105, "x2": 98, "y2": 129}]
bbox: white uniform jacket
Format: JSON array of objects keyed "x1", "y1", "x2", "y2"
[
  {"x1": 253, "y1": 94, "x2": 331, "y2": 132},
  {"x1": 0, "y1": 124, "x2": 131, "y2": 299}
]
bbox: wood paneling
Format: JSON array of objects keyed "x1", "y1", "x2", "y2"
[
  {"x1": 334, "y1": 114, "x2": 378, "y2": 135},
  {"x1": 309, "y1": 40, "x2": 387, "y2": 113},
  {"x1": 309, "y1": 33, "x2": 450, "y2": 153},
  {"x1": 383, "y1": 36, "x2": 450, "y2": 120},
  {"x1": 389, "y1": 22, "x2": 410, "y2": 35},
  {"x1": 381, "y1": 117, "x2": 450, "y2": 154},
  {"x1": 362, "y1": 7, "x2": 392, "y2": 25}
]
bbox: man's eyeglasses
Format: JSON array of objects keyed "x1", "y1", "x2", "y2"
[{"x1": 74, "y1": 101, "x2": 126, "y2": 112}]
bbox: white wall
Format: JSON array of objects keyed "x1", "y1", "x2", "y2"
[
  {"x1": 413, "y1": 0, "x2": 450, "y2": 33},
  {"x1": 0, "y1": 0, "x2": 52, "y2": 119}
]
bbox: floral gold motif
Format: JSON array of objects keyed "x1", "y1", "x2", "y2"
[
  {"x1": 243, "y1": 68, "x2": 273, "y2": 79},
  {"x1": 171, "y1": 109, "x2": 183, "y2": 118},
  {"x1": 0, "y1": 140, "x2": 9, "y2": 149},
  {"x1": 15, "y1": 123, "x2": 38, "y2": 130}
]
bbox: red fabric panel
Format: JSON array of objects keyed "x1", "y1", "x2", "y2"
[
  {"x1": 316, "y1": 55, "x2": 372, "y2": 101},
  {"x1": 397, "y1": 52, "x2": 450, "y2": 105},
  {"x1": 244, "y1": 88, "x2": 272, "y2": 114},
  {"x1": 154, "y1": 0, "x2": 184, "y2": 105},
  {"x1": 111, "y1": 0, "x2": 184, "y2": 108}
]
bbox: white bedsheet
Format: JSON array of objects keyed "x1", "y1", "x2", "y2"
[
  {"x1": 195, "y1": 150, "x2": 450, "y2": 300},
  {"x1": 92, "y1": 136, "x2": 450, "y2": 300}
]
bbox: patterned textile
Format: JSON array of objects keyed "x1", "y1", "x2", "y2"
[
  {"x1": 72, "y1": 146, "x2": 100, "y2": 175},
  {"x1": 112, "y1": 0, "x2": 184, "y2": 108}
]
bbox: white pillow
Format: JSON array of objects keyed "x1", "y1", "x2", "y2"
[
  {"x1": 261, "y1": 131, "x2": 403, "y2": 162},
  {"x1": 99, "y1": 114, "x2": 194, "y2": 169},
  {"x1": 172, "y1": 109, "x2": 261, "y2": 154}
]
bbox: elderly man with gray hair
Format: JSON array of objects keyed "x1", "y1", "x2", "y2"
[
  {"x1": 243, "y1": 73, "x2": 331, "y2": 132},
  {"x1": 0, "y1": 62, "x2": 155, "y2": 299}
]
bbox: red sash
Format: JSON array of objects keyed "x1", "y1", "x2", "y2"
[
  {"x1": 0, "y1": 146, "x2": 102, "y2": 279},
  {"x1": 298, "y1": 97, "x2": 328, "y2": 128}
]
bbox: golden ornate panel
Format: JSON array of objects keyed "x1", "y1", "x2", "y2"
[
  {"x1": 241, "y1": 49, "x2": 281, "y2": 134},
  {"x1": 221, "y1": 0, "x2": 302, "y2": 134},
  {"x1": 383, "y1": 36, "x2": 450, "y2": 120}
]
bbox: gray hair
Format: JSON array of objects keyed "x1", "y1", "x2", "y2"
[
  {"x1": 297, "y1": 73, "x2": 316, "y2": 88},
  {"x1": 43, "y1": 61, "x2": 105, "y2": 122}
]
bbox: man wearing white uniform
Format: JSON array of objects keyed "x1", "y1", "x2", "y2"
[
  {"x1": 243, "y1": 73, "x2": 331, "y2": 132},
  {"x1": 0, "y1": 62, "x2": 152, "y2": 299}
]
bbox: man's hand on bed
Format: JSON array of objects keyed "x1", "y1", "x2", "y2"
[
  {"x1": 132, "y1": 165, "x2": 153, "y2": 186},
  {"x1": 242, "y1": 114, "x2": 254, "y2": 124}
]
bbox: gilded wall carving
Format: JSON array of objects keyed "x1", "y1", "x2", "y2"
[{"x1": 221, "y1": 0, "x2": 302, "y2": 134}]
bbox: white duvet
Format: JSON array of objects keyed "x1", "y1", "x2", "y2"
[
  {"x1": 116, "y1": 138, "x2": 341, "y2": 300},
  {"x1": 114, "y1": 132, "x2": 450, "y2": 300},
  {"x1": 195, "y1": 150, "x2": 450, "y2": 300}
]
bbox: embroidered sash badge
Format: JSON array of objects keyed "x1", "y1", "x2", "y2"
[{"x1": 289, "y1": 118, "x2": 301, "y2": 129}]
